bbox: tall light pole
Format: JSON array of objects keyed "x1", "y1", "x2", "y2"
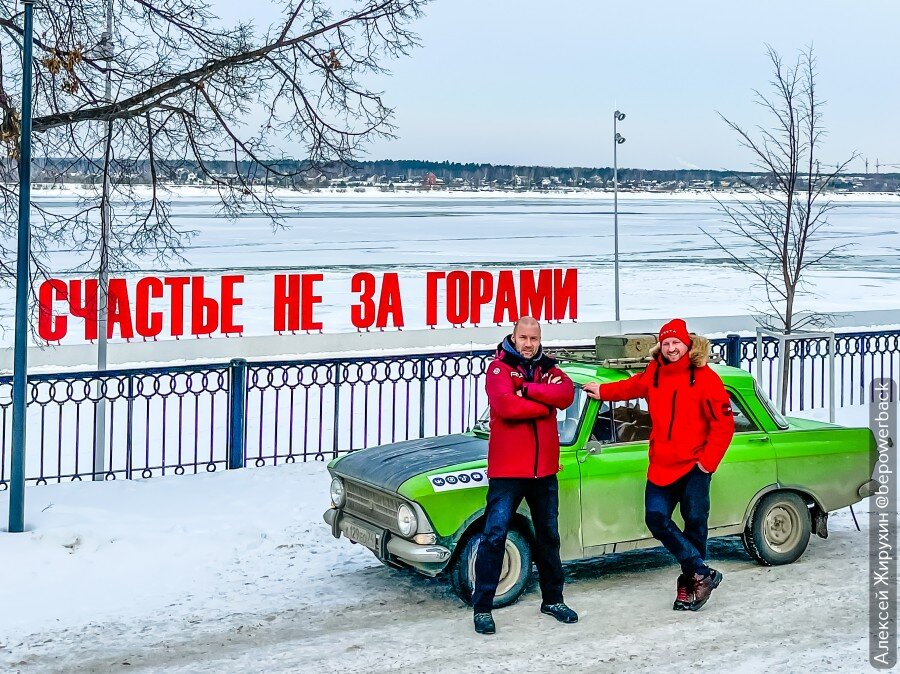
[
  {"x1": 10, "y1": 0, "x2": 35, "y2": 533},
  {"x1": 613, "y1": 110, "x2": 626, "y2": 322},
  {"x1": 94, "y1": 0, "x2": 115, "y2": 480}
]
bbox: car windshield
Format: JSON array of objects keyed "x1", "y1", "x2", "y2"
[
  {"x1": 755, "y1": 382, "x2": 789, "y2": 429},
  {"x1": 474, "y1": 388, "x2": 588, "y2": 445}
]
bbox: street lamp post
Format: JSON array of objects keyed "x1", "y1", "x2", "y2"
[
  {"x1": 95, "y1": 0, "x2": 115, "y2": 481},
  {"x1": 10, "y1": 0, "x2": 35, "y2": 533},
  {"x1": 613, "y1": 110, "x2": 626, "y2": 322}
]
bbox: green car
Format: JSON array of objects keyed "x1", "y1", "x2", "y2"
[{"x1": 323, "y1": 356, "x2": 878, "y2": 607}]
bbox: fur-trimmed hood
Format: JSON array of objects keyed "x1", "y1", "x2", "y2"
[{"x1": 649, "y1": 334, "x2": 711, "y2": 367}]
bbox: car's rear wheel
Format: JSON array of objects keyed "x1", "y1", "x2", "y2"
[
  {"x1": 449, "y1": 528, "x2": 532, "y2": 608},
  {"x1": 743, "y1": 491, "x2": 811, "y2": 566}
]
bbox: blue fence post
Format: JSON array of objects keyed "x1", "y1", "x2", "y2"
[
  {"x1": 859, "y1": 335, "x2": 867, "y2": 405},
  {"x1": 725, "y1": 333, "x2": 742, "y2": 369},
  {"x1": 418, "y1": 356, "x2": 427, "y2": 439},
  {"x1": 9, "y1": 0, "x2": 36, "y2": 533},
  {"x1": 228, "y1": 359, "x2": 248, "y2": 469},
  {"x1": 125, "y1": 374, "x2": 134, "y2": 480},
  {"x1": 332, "y1": 362, "x2": 342, "y2": 459}
]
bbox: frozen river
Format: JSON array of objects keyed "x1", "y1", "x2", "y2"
[{"x1": 2, "y1": 190, "x2": 899, "y2": 344}]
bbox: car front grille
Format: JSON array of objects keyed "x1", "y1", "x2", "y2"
[{"x1": 344, "y1": 480, "x2": 402, "y2": 534}]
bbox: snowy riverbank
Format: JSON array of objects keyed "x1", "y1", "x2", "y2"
[{"x1": 0, "y1": 404, "x2": 881, "y2": 673}]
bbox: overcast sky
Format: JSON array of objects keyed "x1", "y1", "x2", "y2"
[{"x1": 219, "y1": 0, "x2": 900, "y2": 171}]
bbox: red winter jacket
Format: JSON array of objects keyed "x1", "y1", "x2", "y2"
[
  {"x1": 598, "y1": 338, "x2": 735, "y2": 486},
  {"x1": 485, "y1": 343, "x2": 575, "y2": 479}
]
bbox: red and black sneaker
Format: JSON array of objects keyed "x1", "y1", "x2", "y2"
[
  {"x1": 687, "y1": 568, "x2": 724, "y2": 611},
  {"x1": 673, "y1": 573, "x2": 694, "y2": 611}
]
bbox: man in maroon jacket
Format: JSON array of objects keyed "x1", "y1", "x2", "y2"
[
  {"x1": 583, "y1": 319, "x2": 735, "y2": 611},
  {"x1": 472, "y1": 317, "x2": 577, "y2": 635}
]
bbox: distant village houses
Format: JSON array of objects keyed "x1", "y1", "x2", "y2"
[{"x1": 26, "y1": 158, "x2": 900, "y2": 194}]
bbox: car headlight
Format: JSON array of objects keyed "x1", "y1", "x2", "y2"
[
  {"x1": 397, "y1": 503, "x2": 418, "y2": 537},
  {"x1": 330, "y1": 477, "x2": 346, "y2": 508}
]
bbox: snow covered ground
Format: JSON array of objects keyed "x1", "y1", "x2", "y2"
[{"x1": 0, "y1": 403, "x2": 884, "y2": 673}]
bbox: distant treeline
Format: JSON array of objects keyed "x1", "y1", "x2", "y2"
[
  {"x1": 21, "y1": 157, "x2": 900, "y2": 191},
  {"x1": 339, "y1": 160, "x2": 743, "y2": 184}
]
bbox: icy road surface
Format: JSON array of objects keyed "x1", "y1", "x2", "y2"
[{"x1": 0, "y1": 452, "x2": 877, "y2": 673}]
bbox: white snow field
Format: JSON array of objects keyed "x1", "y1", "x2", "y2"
[
  {"x1": 0, "y1": 404, "x2": 886, "y2": 673},
  {"x1": 3, "y1": 190, "x2": 900, "y2": 346}
]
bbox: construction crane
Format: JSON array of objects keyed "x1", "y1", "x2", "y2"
[{"x1": 873, "y1": 160, "x2": 900, "y2": 174}]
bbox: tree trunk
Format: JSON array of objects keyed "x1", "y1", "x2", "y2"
[{"x1": 779, "y1": 293, "x2": 795, "y2": 415}]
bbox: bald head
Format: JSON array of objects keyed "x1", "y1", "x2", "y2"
[
  {"x1": 513, "y1": 316, "x2": 541, "y2": 336},
  {"x1": 512, "y1": 316, "x2": 541, "y2": 359}
]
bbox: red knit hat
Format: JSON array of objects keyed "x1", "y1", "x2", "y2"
[{"x1": 658, "y1": 318, "x2": 691, "y2": 347}]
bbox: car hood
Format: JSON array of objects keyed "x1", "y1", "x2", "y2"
[{"x1": 331, "y1": 434, "x2": 488, "y2": 492}]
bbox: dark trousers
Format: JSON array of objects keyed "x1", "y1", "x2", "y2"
[
  {"x1": 644, "y1": 465, "x2": 712, "y2": 576},
  {"x1": 472, "y1": 475, "x2": 565, "y2": 613}
]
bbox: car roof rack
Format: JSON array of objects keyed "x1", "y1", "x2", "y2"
[
  {"x1": 549, "y1": 346, "x2": 723, "y2": 370},
  {"x1": 548, "y1": 347, "x2": 653, "y2": 371}
]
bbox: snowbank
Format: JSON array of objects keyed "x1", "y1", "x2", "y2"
[
  {"x1": 0, "y1": 411, "x2": 881, "y2": 671},
  {"x1": 0, "y1": 462, "x2": 376, "y2": 638}
]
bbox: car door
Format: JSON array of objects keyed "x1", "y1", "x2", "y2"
[
  {"x1": 577, "y1": 399, "x2": 651, "y2": 554},
  {"x1": 554, "y1": 389, "x2": 590, "y2": 562},
  {"x1": 577, "y1": 390, "x2": 777, "y2": 555},
  {"x1": 707, "y1": 389, "x2": 778, "y2": 529}
]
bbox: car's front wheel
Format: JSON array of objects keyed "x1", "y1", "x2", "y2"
[
  {"x1": 743, "y1": 491, "x2": 812, "y2": 565},
  {"x1": 449, "y1": 528, "x2": 532, "y2": 608}
]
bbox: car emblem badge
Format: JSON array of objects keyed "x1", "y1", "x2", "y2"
[{"x1": 430, "y1": 468, "x2": 489, "y2": 492}]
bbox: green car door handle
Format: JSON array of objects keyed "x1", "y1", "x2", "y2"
[{"x1": 749, "y1": 436, "x2": 770, "y2": 443}]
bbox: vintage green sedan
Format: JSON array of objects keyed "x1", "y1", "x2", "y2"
[{"x1": 323, "y1": 355, "x2": 878, "y2": 607}]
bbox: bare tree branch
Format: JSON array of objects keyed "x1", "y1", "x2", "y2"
[
  {"x1": 0, "y1": 0, "x2": 428, "y2": 336},
  {"x1": 706, "y1": 45, "x2": 855, "y2": 411}
]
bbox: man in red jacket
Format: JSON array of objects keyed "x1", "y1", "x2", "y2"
[
  {"x1": 472, "y1": 317, "x2": 577, "y2": 635},
  {"x1": 583, "y1": 319, "x2": 735, "y2": 611}
]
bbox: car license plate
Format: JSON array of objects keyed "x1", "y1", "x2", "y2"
[{"x1": 345, "y1": 520, "x2": 379, "y2": 551}]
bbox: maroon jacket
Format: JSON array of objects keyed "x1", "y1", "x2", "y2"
[
  {"x1": 598, "y1": 348, "x2": 735, "y2": 486},
  {"x1": 485, "y1": 341, "x2": 575, "y2": 478}
]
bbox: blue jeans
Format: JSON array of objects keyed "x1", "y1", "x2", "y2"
[
  {"x1": 644, "y1": 465, "x2": 712, "y2": 575},
  {"x1": 472, "y1": 475, "x2": 565, "y2": 613}
]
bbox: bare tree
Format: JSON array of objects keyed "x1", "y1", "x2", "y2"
[
  {"x1": 702, "y1": 45, "x2": 856, "y2": 410},
  {"x1": 0, "y1": 0, "x2": 426, "y2": 300}
]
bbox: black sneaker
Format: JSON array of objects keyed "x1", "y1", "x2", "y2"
[
  {"x1": 473, "y1": 612, "x2": 496, "y2": 634},
  {"x1": 540, "y1": 602, "x2": 578, "y2": 623},
  {"x1": 687, "y1": 568, "x2": 723, "y2": 611}
]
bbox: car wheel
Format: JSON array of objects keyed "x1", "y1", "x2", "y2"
[
  {"x1": 743, "y1": 491, "x2": 811, "y2": 566},
  {"x1": 449, "y1": 528, "x2": 533, "y2": 608}
]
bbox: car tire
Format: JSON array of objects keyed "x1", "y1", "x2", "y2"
[
  {"x1": 743, "y1": 491, "x2": 811, "y2": 566},
  {"x1": 449, "y1": 528, "x2": 533, "y2": 608}
]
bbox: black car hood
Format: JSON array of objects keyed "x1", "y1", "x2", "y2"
[{"x1": 332, "y1": 434, "x2": 488, "y2": 492}]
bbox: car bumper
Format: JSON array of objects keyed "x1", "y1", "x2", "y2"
[
  {"x1": 323, "y1": 508, "x2": 451, "y2": 566},
  {"x1": 859, "y1": 479, "x2": 879, "y2": 498}
]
